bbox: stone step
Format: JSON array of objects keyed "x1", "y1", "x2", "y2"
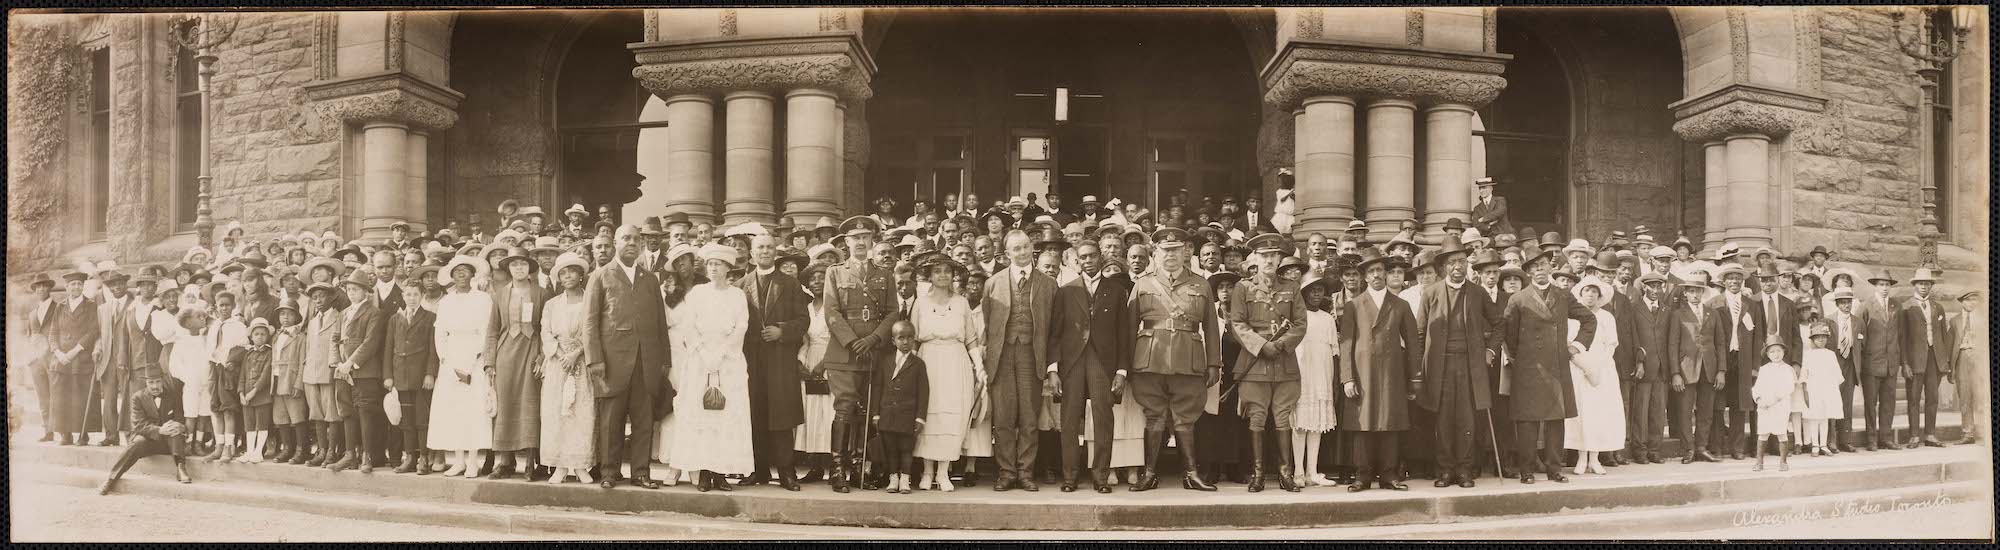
[{"x1": 17, "y1": 440, "x2": 1983, "y2": 531}]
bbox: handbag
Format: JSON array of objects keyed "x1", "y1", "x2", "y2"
[
  {"x1": 702, "y1": 372, "x2": 726, "y2": 410},
  {"x1": 803, "y1": 378, "x2": 830, "y2": 395}
]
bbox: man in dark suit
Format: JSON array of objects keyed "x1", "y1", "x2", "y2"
[
  {"x1": 384, "y1": 276, "x2": 437, "y2": 474},
  {"x1": 1051, "y1": 241, "x2": 1128, "y2": 493},
  {"x1": 1897, "y1": 268, "x2": 1951, "y2": 448},
  {"x1": 1501, "y1": 248, "x2": 1596, "y2": 483},
  {"x1": 585, "y1": 224, "x2": 675, "y2": 489},
  {"x1": 1625, "y1": 272, "x2": 1673, "y2": 464},
  {"x1": 739, "y1": 234, "x2": 810, "y2": 491},
  {"x1": 1340, "y1": 248, "x2": 1423, "y2": 492},
  {"x1": 1753, "y1": 267, "x2": 1803, "y2": 364},
  {"x1": 1470, "y1": 178, "x2": 1513, "y2": 238},
  {"x1": 1854, "y1": 271, "x2": 1902, "y2": 450},
  {"x1": 1705, "y1": 265, "x2": 1765, "y2": 460},
  {"x1": 50, "y1": 271, "x2": 99, "y2": 446},
  {"x1": 369, "y1": 250, "x2": 407, "y2": 315},
  {"x1": 100, "y1": 372, "x2": 193, "y2": 495},
  {"x1": 332, "y1": 269, "x2": 389, "y2": 473},
  {"x1": 983, "y1": 229, "x2": 1057, "y2": 491},
  {"x1": 1414, "y1": 237, "x2": 1501, "y2": 488},
  {"x1": 1668, "y1": 272, "x2": 1719, "y2": 463}
]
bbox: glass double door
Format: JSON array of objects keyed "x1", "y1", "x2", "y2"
[{"x1": 1010, "y1": 125, "x2": 1107, "y2": 212}]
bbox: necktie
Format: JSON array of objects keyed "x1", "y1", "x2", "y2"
[
  {"x1": 1728, "y1": 296, "x2": 1742, "y2": 351},
  {"x1": 1922, "y1": 302, "x2": 1933, "y2": 345}
]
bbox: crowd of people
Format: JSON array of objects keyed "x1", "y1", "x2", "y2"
[{"x1": 16, "y1": 183, "x2": 1986, "y2": 498}]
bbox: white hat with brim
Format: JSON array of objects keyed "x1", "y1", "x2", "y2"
[
  {"x1": 552, "y1": 252, "x2": 591, "y2": 280},
  {"x1": 440, "y1": 256, "x2": 487, "y2": 286},
  {"x1": 698, "y1": 243, "x2": 740, "y2": 268}
]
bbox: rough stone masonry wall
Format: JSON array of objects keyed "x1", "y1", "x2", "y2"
[
  {"x1": 203, "y1": 13, "x2": 343, "y2": 244},
  {"x1": 6, "y1": 18, "x2": 75, "y2": 273},
  {"x1": 1788, "y1": 7, "x2": 1927, "y2": 268}
]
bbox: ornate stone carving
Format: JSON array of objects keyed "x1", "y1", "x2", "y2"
[
  {"x1": 314, "y1": 13, "x2": 337, "y2": 80},
  {"x1": 1794, "y1": 9, "x2": 1823, "y2": 92},
  {"x1": 632, "y1": 33, "x2": 876, "y2": 102},
  {"x1": 304, "y1": 71, "x2": 465, "y2": 131},
  {"x1": 1483, "y1": 8, "x2": 1497, "y2": 52},
  {"x1": 644, "y1": 10, "x2": 659, "y2": 42},
  {"x1": 720, "y1": 8, "x2": 738, "y2": 36},
  {"x1": 1262, "y1": 40, "x2": 1511, "y2": 111},
  {"x1": 1406, "y1": 9, "x2": 1425, "y2": 46},
  {"x1": 1727, "y1": 8, "x2": 1750, "y2": 84},
  {"x1": 385, "y1": 12, "x2": 406, "y2": 72},
  {"x1": 1299, "y1": 8, "x2": 1324, "y2": 39},
  {"x1": 1669, "y1": 84, "x2": 1829, "y2": 142}
]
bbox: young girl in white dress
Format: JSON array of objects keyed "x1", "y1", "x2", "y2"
[
  {"x1": 656, "y1": 267, "x2": 690, "y2": 484},
  {"x1": 1751, "y1": 342, "x2": 1797, "y2": 471},
  {"x1": 1293, "y1": 277, "x2": 1340, "y2": 487},
  {"x1": 1799, "y1": 324, "x2": 1844, "y2": 456},
  {"x1": 428, "y1": 257, "x2": 495, "y2": 478},
  {"x1": 666, "y1": 244, "x2": 756, "y2": 492},
  {"x1": 912, "y1": 256, "x2": 983, "y2": 492},
  {"x1": 1564, "y1": 279, "x2": 1625, "y2": 475}
]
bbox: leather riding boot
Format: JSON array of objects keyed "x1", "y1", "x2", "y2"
[
  {"x1": 1176, "y1": 428, "x2": 1217, "y2": 491},
  {"x1": 1246, "y1": 432, "x2": 1266, "y2": 493},
  {"x1": 829, "y1": 422, "x2": 851, "y2": 493},
  {"x1": 1276, "y1": 435, "x2": 1300, "y2": 492},
  {"x1": 1132, "y1": 429, "x2": 1164, "y2": 492}
]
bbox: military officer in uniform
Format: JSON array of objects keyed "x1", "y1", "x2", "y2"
[
  {"x1": 1123, "y1": 227, "x2": 1223, "y2": 492},
  {"x1": 820, "y1": 216, "x2": 899, "y2": 492},
  {"x1": 1227, "y1": 233, "x2": 1308, "y2": 492}
]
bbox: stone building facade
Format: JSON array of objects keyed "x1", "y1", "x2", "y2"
[{"x1": 6, "y1": 7, "x2": 1988, "y2": 286}]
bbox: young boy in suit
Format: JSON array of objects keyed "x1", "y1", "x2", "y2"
[
  {"x1": 386, "y1": 273, "x2": 438, "y2": 473},
  {"x1": 871, "y1": 320, "x2": 929, "y2": 494}
]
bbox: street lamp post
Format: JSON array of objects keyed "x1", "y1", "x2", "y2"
[
  {"x1": 169, "y1": 14, "x2": 237, "y2": 250},
  {"x1": 1889, "y1": 5, "x2": 1975, "y2": 270}
]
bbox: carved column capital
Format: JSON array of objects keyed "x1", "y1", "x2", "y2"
[
  {"x1": 303, "y1": 71, "x2": 465, "y2": 131},
  {"x1": 1669, "y1": 83, "x2": 1828, "y2": 143},
  {"x1": 1262, "y1": 39, "x2": 1511, "y2": 112},
  {"x1": 631, "y1": 32, "x2": 876, "y2": 103}
]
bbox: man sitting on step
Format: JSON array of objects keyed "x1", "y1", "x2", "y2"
[{"x1": 101, "y1": 370, "x2": 194, "y2": 495}]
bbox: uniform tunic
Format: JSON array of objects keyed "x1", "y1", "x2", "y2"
[
  {"x1": 1125, "y1": 269, "x2": 1223, "y2": 431},
  {"x1": 1228, "y1": 276, "x2": 1307, "y2": 431}
]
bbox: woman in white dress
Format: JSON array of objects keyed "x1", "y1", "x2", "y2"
[
  {"x1": 538, "y1": 253, "x2": 596, "y2": 484},
  {"x1": 666, "y1": 244, "x2": 756, "y2": 491},
  {"x1": 428, "y1": 257, "x2": 496, "y2": 479},
  {"x1": 654, "y1": 266, "x2": 692, "y2": 485},
  {"x1": 794, "y1": 266, "x2": 836, "y2": 482},
  {"x1": 1563, "y1": 278, "x2": 1625, "y2": 475},
  {"x1": 912, "y1": 255, "x2": 983, "y2": 492},
  {"x1": 1293, "y1": 276, "x2": 1340, "y2": 487}
]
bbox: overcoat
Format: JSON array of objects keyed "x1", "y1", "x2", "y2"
[
  {"x1": 1338, "y1": 289, "x2": 1421, "y2": 431},
  {"x1": 1502, "y1": 284, "x2": 1596, "y2": 421},
  {"x1": 742, "y1": 268, "x2": 809, "y2": 430}
]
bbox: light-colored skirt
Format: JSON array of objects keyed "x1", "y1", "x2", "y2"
[{"x1": 795, "y1": 391, "x2": 834, "y2": 454}]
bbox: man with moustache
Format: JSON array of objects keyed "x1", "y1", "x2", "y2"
[
  {"x1": 981, "y1": 229, "x2": 1057, "y2": 491},
  {"x1": 821, "y1": 216, "x2": 898, "y2": 492},
  {"x1": 1502, "y1": 247, "x2": 1596, "y2": 483},
  {"x1": 1124, "y1": 227, "x2": 1222, "y2": 492},
  {"x1": 1050, "y1": 241, "x2": 1129, "y2": 493}
]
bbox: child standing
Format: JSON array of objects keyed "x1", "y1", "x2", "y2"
[
  {"x1": 271, "y1": 301, "x2": 310, "y2": 464},
  {"x1": 235, "y1": 318, "x2": 276, "y2": 464},
  {"x1": 1292, "y1": 277, "x2": 1340, "y2": 488},
  {"x1": 1800, "y1": 324, "x2": 1845, "y2": 456},
  {"x1": 208, "y1": 293, "x2": 248, "y2": 462},
  {"x1": 871, "y1": 320, "x2": 929, "y2": 494},
  {"x1": 1751, "y1": 341, "x2": 1797, "y2": 471},
  {"x1": 302, "y1": 283, "x2": 344, "y2": 467}
]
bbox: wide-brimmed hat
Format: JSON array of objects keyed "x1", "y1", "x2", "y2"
[
  {"x1": 1443, "y1": 218, "x2": 1466, "y2": 232},
  {"x1": 1563, "y1": 239, "x2": 1597, "y2": 257},
  {"x1": 338, "y1": 267, "x2": 374, "y2": 291},
  {"x1": 698, "y1": 243, "x2": 740, "y2": 268},
  {"x1": 552, "y1": 252, "x2": 591, "y2": 280},
  {"x1": 813, "y1": 216, "x2": 839, "y2": 234},
  {"x1": 564, "y1": 203, "x2": 590, "y2": 219},
  {"x1": 440, "y1": 256, "x2": 486, "y2": 286},
  {"x1": 1470, "y1": 249, "x2": 1506, "y2": 270},
  {"x1": 1300, "y1": 275, "x2": 1339, "y2": 297},
  {"x1": 775, "y1": 252, "x2": 810, "y2": 273},
  {"x1": 807, "y1": 242, "x2": 839, "y2": 262},
  {"x1": 1648, "y1": 245, "x2": 1676, "y2": 260},
  {"x1": 29, "y1": 273, "x2": 56, "y2": 290},
  {"x1": 1275, "y1": 255, "x2": 1308, "y2": 277},
  {"x1": 1354, "y1": 246, "x2": 1393, "y2": 271},
  {"x1": 1498, "y1": 265, "x2": 1529, "y2": 284},
  {"x1": 1907, "y1": 267, "x2": 1941, "y2": 284},
  {"x1": 1864, "y1": 269, "x2": 1897, "y2": 285},
  {"x1": 1828, "y1": 288, "x2": 1856, "y2": 303},
  {"x1": 1550, "y1": 269, "x2": 1581, "y2": 284},
  {"x1": 495, "y1": 246, "x2": 537, "y2": 273},
  {"x1": 530, "y1": 236, "x2": 563, "y2": 255},
  {"x1": 1207, "y1": 271, "x2": 1242, "y2": 293}
]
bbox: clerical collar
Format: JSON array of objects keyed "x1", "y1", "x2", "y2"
[
  {"x1": 758, "y1": 266, "x2": 775, "y2": 276},
  {"x1": 1444, "y1": 278, "x2": 1465, "y2": 290}
]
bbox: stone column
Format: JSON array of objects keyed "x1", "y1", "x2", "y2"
[
  {"x1": 1422, "y1": 103, "x2": 1475, "y2": 244},
  {"x1": 1364, "y1": 99, "x2": 1417, "y2": 242},
  {"x1": 785, "y1": 89, "x2": 841, "y2": 226},
  {"x1": 1701, "y1": 141, "x2": 1728, "y2": 251},
  {"x1": 362, "y1": 122, "x2": 410, "y2": 239},
  {"x1": 723, "y1": 91, "x2": 777, "y2": 227},
  {"x1": 404, "y1": 131, "x2": 429, "y2": 232},
  {"x1": 665, "y1": 94, "x2": 718, "y2": 225},
  {"x1": 1294, "y1": 96, "x2": 1357, "y2": 235},
  {"x1": 1723, "y1": 134, "x2": 1773, "y2": 250}
]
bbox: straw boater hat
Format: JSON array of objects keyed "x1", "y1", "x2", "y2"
[
  {"x1": 698, "y1": 242, "x2": 741, "y2": 268},
  {"x1": 1828, "y1": 287, "x2": 1855, "y2": 303},
  {"x1": 1908, "y1": 267, "x2": 1941, "y2": 284},
  {"x1": 564, "y1": 204, "x2": 590, "y2": 220}
]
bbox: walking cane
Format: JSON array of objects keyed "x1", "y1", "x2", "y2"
[{"x1": 1486, "y1": 409, "x2": 1504, "y2": 483}]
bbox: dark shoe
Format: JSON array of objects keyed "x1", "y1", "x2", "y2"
[
  {"x1": 1060, "y1": 478, "x2": 1078, "y2": 493},
  {"x1": 1018, "y1": 478, "x2": 1039, "y2": 492},
  {"x1": 394, "y1": 454, "x2": 417, "y2": 474},
  {"x1": 779, "y1": 470, "x2": 802, "y2": 492},
  {"x1": 486, "y1": 465, "x2": 513, "y2": 480},
  {"x1": 328, "y1": 452, "x2": 358, "y2": 473},
  {"x1": 992, "y1": 473, "x2": 1014, "y2": 492},
  {"x1": 1903, "y1": 438, "x2": 1921, "y2": 450},
  {"x1": 98, "y1": 478, "x2": 117, "y2": 495},
  {"x1": 1922, "y1": 436, "x2": 1944, "y2": 447},
  {"x1": 1434, "y1": 475, "x2": 1456, "y2": 488},
  {"x1": 600, "y1": 477, "x2": 620, "y2": 489},
  {"x1": 1838, "y1": 441, "x2": 1859, "y2": 452},
  {"x1": 1519, "y1": 472, "x2": 1536, "y2": 484},
  {"x1": 176, "y1": 465, "x2": 193, "y2": 484},
  {"x1": 1958, "y1": 436, "x2": 1980, "y2": 446},
  {"x1": 1347, "y1": 482, "x2": 1370, "y2": 493},
  {"x1": 1037, "y1": 470, "x2": 1059, "y2": 486},
  {"x1": 1093, "y1": 474, "x2": 1112, "y2": 493},
  {"x1": 1379, "y1": 479, "x2": 1409, "y2": 491},
  {"x1": 632, "y1": 475, "x2": 662, "y2": 489},
  {"x1": 305, "y1": 448, "x2": 327, "y2": 468},
  {"x1": 711, "y1": 472, "x2": 734, "y2": 492},
  {"x1": 359, "y1": 455, "x2": 375, "y2": 474},
  {"x1": 1546, "y1": 471, "x2": 1569, "y2": 483},
  {"x1": 737, "y1": 471, "x2": 771, "y2": 486},
  {"x1": 1457, "y1": 477, "x2": 1475, "y2": 488},
  {"x1": 1647, "y1": 451, "x2": 1665, "y2": 464},
  {"x1": 1680, "y1": 455, "x2": 1695, "y2": 465},
  {"x1": 97, "y1": 437, "x2": 119, "y2": 447},
  {"x1": 830, "y1": 461, "x2": 851, "y2": 493},
  {"x1": 861, "y1": 472, "x2": 884, "y2": 491},
  {"x1": 1132, "y1": 469, "x2": 1157, "y2": 492},
  {"x1": 1183, "y1": 470, "x2": 1217, "y2": 492},
  {"x1": 1601, "y1": 453, "x2": 1619, "y2": 468}
]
